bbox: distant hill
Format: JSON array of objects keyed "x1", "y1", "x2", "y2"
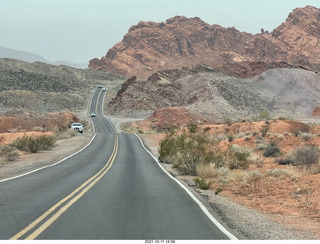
[
  {"x1": 0, "y1": 58, "x2": 125, "y2": 113},
  {"x1": 0, "y1": 46, "x2": 88, "y2": 69},
  {"x1": 89, "y1": 6, "x2": 320, "y2": 79}
]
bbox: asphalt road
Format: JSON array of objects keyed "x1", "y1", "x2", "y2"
[{"x1": 0, "y1": 88, "x2": 236, "y2": 240}]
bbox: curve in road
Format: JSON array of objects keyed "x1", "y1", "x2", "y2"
[{"x1": 0, "y1": 87, "x2": 238, "y2": 240}]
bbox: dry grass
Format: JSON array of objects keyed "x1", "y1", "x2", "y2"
[
  {"x1": 196, "y1": 164, "x2": 220, "y2": 178},
  {"x1": 53, "y1": 129, "x2": 76, "y2": 140}
]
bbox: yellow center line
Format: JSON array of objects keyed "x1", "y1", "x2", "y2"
[{"x1": 10, "y1": 135, "x2": 118, "y2": 240}]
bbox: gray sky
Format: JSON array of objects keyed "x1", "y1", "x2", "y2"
[{"x1": 1, "y1": 0, "x2": 320, "y2": 64}]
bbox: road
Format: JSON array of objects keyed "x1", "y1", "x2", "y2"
[{"x1": 0, "y1": 88, "x2": 236, "y2": 240}]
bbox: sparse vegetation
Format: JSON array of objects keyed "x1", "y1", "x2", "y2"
[
  {"x1": 0, "y1": 146, "x2": 21, "y2": 162},
  {"x1": 263, "y1": 141, "x2": 281, "y2": 157},
  {"x1": 265, "y1": 168, "x2": 293, "y2": 178},
  {"x1": 187, "y1": 122, "x2": 198, "y2": 133},
  {"x1": 159, "y1": 131, "x2": 219, "y2": 175},
  {"x1": 227, "y1": 133, "x2": 234, "y2": 142},
  {"x1": 159, "y1": 129, "x2": 252, "y2": 175},
  {"x1": 225, "y1": 151, "x2": 250, "y2": 170},
  {"x1": 193, "y1": 177, "x2": 212, "y2": 190},
  {"x1": 292, "y1": 144, "x2": 319, "y2": 166},
  {"x1": 243, "y1": 170, "x2": 264, "y2": 192},
  {"x1": 260, "y1": 124, "x2": 270, "y2": 137},
  {"x1": 10, "y1": 135, "x2": 56, "y2": 153},
  {"x1": 300, "y1": 132, "x2": 313, "y2": 141},
  {"x1": 259, "y1": 110, "x2": 272, "y2": 121}
]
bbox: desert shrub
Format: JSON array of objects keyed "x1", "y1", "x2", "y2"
[
  {"x1": 227, "y1": 133, "x2": 234, "y2": 142},
  {"x1": 303, "y1": 163, "x2": 320, "y2": 174},
  {"x1": 255, "y1": 158, "x2": 265, "y2": 167},
  {"x1": 277, "y1": 157, "x2": 294, "y2": 165},
  {"x1": 263, "y1": 141, "x2": 281, "y2": 157},
  {"x1": 11, "y1": 135, "x2": 29, "y2": 151},
  {"x1": 300, "y1": 132, "x2": 313, "y2": 141},
  {"x1": 260, "y1": 124, "x2": 270, "y2": 137},
  {"x1": 11, "y1": 135, "x2": 56, "y2": 153},
  {"x1": 228, "y1": 170, "x2": 245, "y2": 181},
  {"x1": 259, "y1": 110, "x2": 271, "y2": 121},
  {"x1": 224, "y1": 151, "x2": 250, "y2": 170},
  {"x1": 159, "y1": 131, "x2": 222, "y2": 175},
  {"x1": 187, "y1": 122, "x2": 198, "y2": 133},
  {"x1": 54, "y1": 129, "x2": 76, "y2": 140},
  {"x1": 244, "y1": 136, "x2": 251, "y2": 141},
  {"x1": 193, "y1": 178, "x2": 212, "y2": 190},
  {"x1": 158, "y1": 131, "x2": 176, "y2": 164},
  {"x1": 215, "y1": 188, "x2": 223, "y2": 195},
  {"x1": 0, "y1": 146, "x2": 21, "y2": 162},
  {"x1": 196, "y1": 164, "x2": 220, "y2": 178},
  {"x1": 243, "y1": 170, "x2": 264, "y2": 191},
  {"x1": 218, "y1": 177, "x2": 229, "y2": 185},
  {"x1": 292, "y1": 144, "x2": 319, "y2": 166},
  {"x1": 36, "y1": 135, "x2": 56, "y2": 150},
  {"x1": 265, "y1": 169, "x2": 293, "y2": 178}
]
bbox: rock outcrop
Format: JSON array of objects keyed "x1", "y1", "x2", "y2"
[
  {"x1": 90, "y1": 6, "x2": 320, "y2": 79},
  {"x1": 107, "y1": 67, "x2": 320, "y2": 120}
]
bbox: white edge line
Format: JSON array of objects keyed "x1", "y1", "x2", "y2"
[
  {"x1": 101, "y1": 88, "x2": 118, "y2": 134},
  {"x1": 0, "y1": 89, "x2": 101, "y2": 184},
  {"x1": 134, "y1": 133, "x2": 238, "y2": 240},
  {"x1": 0, "y1": 133, "x2": 97, "y2": 183}
]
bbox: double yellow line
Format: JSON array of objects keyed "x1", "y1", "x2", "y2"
[{"x1": 10, "y1": 135, "x2": 119, "y2": 240}]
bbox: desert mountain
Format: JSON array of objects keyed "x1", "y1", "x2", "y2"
[
  {"x1": 0, "y1": 46, "x2": 87, "y2": 69},
  {"x1": 0, "y1": 58, "x2": 125, "y2": 113},
  {"x1": 107, "y1": 67, "x2": 320, "y2": 121},
  {"x1": 90, "y1": 6, "x2": 320, "y2": 79}
]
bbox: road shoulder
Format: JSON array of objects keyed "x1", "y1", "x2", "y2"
[{"x1": 0, "y1": 133, "x2": 92, "y2": 181}]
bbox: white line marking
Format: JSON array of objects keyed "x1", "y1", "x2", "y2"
[
  {"x1": 101, "y1": 89, "x2": 118, "y2": 134},
  {"x1": 134, "y1": 133, "x2": 238, "y2": 240},
  {"x1": 0, "y1": 134, "x2": 97, "y2": 183},
  {"x1": 0, "y1": 88, "x2": 102, "y2": 184}
]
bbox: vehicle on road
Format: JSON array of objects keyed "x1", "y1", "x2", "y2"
[
  {"x1": 98, "y1": 85, "x2": 102, "y2": 88},
  {"x1": 102, "y1": 88, "x2": 106, "y2": 91},
  {"x1": 70, "y1": 123, "x2": 83, "y2": 134},
  {"x1": 90, "y1": 113, "x2": 96, "y2": 117}
]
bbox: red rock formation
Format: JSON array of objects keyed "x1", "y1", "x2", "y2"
[{"x1": 89, "y1": 6, "x2": 320, "y2": 79}]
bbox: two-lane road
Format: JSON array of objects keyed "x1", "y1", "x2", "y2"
[{"x1": 0, "y1": 88, "x2": 237, "y2": 240}]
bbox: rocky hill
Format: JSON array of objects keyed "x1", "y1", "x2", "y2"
[
  {"x1": 0, "y1": 58, "x2": 125, "y2": 113},
  {"x1": 89, "y1": 6, "x2": 320, "y2": 79},
  {"x1": 107, "y1": 67, "x2": 320, "y2": 121}
]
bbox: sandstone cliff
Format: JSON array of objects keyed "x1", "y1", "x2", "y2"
[{"x1": 89, "y1": 6, "x2": 320, "y2": 79}]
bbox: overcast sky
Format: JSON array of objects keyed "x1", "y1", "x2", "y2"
[{"x1": 1, "y1": 0, "x2": 320, "y2": 64}]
